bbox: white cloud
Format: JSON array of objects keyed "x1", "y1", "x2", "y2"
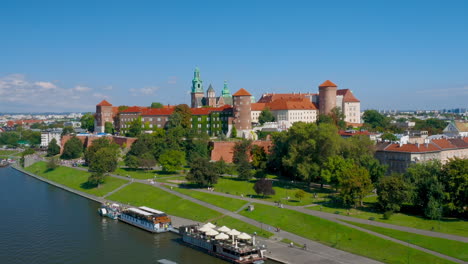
[
  {"x1": 103, "y1": 85, "x2": 113, "y2": 90},
  {"x1": 0, "y1": 74, "x2": 98, "y2": 112},
  {"x1": 130, "y1": 86, "x2": 159, "y2": 96},
  {"x1": 73, "y1": 85, "x2": 91, "y2": 92},
  {"x1": 93, "y1": 93, "x2": 110, "y2": 99},
  {"x1": 35, "y1": 81, "x2": 56, "y2": 89}
]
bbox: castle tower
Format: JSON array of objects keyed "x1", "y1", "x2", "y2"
[
  {"x1": 220, "y1": 80, "x2": 233, "y2": 105},
  {"x1": 206, "y1": 84, "x2": 216, "y2": 107},
  {"x1": 232, "y1": 88, "x2": 252, "y2": 133},
  {"x1": 318, "y1": 80, "x2": 337, "y2": 116},
  {"x1": 94, "y1": 100, "x2": 114, "y2": 133},
  {"x1": 191, "y1": 67, "x2": 204, "y2": 108}
]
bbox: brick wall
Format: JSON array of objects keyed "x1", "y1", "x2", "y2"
[{"x1": 210, "y1": 140, "x2": 272, "y2": 163}]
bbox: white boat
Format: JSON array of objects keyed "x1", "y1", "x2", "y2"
[{"x1": 118, "y1": 206, "x2": 172, "y2": 233}]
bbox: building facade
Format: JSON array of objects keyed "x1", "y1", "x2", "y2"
[
  {"x1": 94, "y1": 100, "x2": 118, "y2": 133},
  {"x1": 190, "y1": 68, "x2": 233, "y2": 108}
]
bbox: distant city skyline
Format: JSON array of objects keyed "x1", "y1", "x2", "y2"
[{"x1": 1, "y1": 0, "x2": 467, "y2": 112}]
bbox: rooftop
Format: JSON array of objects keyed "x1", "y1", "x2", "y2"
[
  {"x1": 232, "y1": 88, "x2": 252, "y2": 97},
  {"x1": 319, "y1": 80, "x2": 337, "y2": 87}
]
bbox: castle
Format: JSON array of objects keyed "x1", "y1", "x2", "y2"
[{"x1": 94, "y1": 68, "x2": 361, "y2": 138}]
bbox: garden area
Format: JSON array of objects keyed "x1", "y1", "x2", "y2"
[{"x1": 25, "y1": 161, "x2": 128, "y2": 197}]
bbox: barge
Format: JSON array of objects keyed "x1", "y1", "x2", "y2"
[
  {"x1": 118, "y1": 206, "x2": 172, "y2": 233},
  {"x1": 98, "y1": 203, "x2": 121, "y2": 220},
  {"x1": 180, "y1": 224, "x2": 266, "y2": 264}
]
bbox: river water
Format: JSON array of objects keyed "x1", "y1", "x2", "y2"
[{"x1": 0, "y1": 168, "x2": 275, "y2": 264}]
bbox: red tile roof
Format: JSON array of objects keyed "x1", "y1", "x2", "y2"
[
  {"x1": 337, "y1": 89, "x2": 360, "y2": 102},
  {"x1": 384, "y1": 143, "x2": 440, "y2": 153},
  {"x1": 120, "y1": 106, "x2": 148, "y2": 113},
  {"x1": 257, "y1": 93, "x2": 316, "y2": 103},
  {"x1": 319, "y1": 80, "x2": 337, "y2": 87},
  {"x1": 251, "y1": 103, "x2": 266, "y2": 111},
  {"x1": 191, "y1": 105, "x2": 233, "y2": 115},
  {"x1": 448, "y1": 138, "x2": 468, "y2": 148},
  {"x1": 233, "y1": 88, "x2": 252, "y2": 96},
  {"x1": 97, "y1": 100, "x2": 112, "y2": 106},
  {"x1": 431, "y1": 139, "x2": 457, "y2": 150},
  {"x1": 268, "y1": 98, "x2": 317, "y2": 111},
  {"x1": 141, "y1": 108, "x2": 174, "y2": 116}
]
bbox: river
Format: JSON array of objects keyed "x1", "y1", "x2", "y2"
[{"x1": 0, "y1": 167, "x2": 275, "y2": 264}]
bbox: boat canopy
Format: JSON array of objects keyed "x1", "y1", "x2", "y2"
[
  {"x1": 139, "y1": 206, "x2": 165, "y2": 215},
  {"x1": 127, "y1": 207, "x2": 153, "y2": 216}
]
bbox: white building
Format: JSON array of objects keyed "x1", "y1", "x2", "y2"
[
  {"x1": 443, "y1": 121, "x2": 468, "y2": 137},
  {"x1": 41, "y1": 132, "x2": 61, "y2": 148},
  {"x1": 251, "y1": 98, "x2": 318, "y2": 126}
]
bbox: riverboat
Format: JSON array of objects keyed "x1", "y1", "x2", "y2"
[
  {"x1": 98, "y1": 203, "x2": 121, "y2": 220},
  {"x1": 118, "y1": 206, "x2": 172, "y2": 233},
  {"x1": 180, "y1": 224, "x2": 266, "y2": 264}
]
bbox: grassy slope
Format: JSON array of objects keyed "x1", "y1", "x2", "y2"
[
  {"x1": 25, "y1": 161, "x2": 128, "y2": 197},
  {"x1": 309, "y1": 204, "x2": 468, "y2": 237},
  {"x1": 113, "y1": 167, "x2": 182, "y2": 179},
  {"x1": 341, "y1": 220, "x2": 468, "y2": 261},
  {"x1": 240, "y1": 203, "x2": 454, "y2": 264},
  {"x1": 213, "y1": 177, "x2": 332, "y2": 206},
  {"x1": 107, "y1": 183, "x2": 273, "y2": 237},
  {"x1": 172, "y1": 187, "x2": 248, "y2": 212}
]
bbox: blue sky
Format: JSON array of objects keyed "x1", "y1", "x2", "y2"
[{"x1": 0, "y1": 0, "x2": 467, "y2": 112}]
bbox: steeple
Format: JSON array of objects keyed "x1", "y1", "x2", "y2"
[
  {"x1": 191, "y1": 67, "x2": 204, "y2": 93},
  {"x1": 222, "y1": 80, "x2": 231, "y2": 97},
  {"x1": 207, "y1": 84, "x2": 215, "y2": 98}
]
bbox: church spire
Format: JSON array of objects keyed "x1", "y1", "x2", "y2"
[
  {"x1": 191, "y1": 67, "x2": 203, "y2": 93},
  {"x1": 222, "y1": 80, "x2": 231, "y2": 97}
]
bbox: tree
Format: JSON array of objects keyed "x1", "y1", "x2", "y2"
[
  {"x1": 84, "y1": 137, "x2": 119, "y2": 165},
  {"x1": 339, "y1": 165, "x2": 373, "y2": 207},
  {"x1": 376, "y1": 173, "x2": 411, "y2": 212},
  {"x1": 185, "y1": 137, "x2": 209, "y2": 163},
  {"x1": 258, "y1": 107, "x2": 275, "y2": 125},
  {"x1": 61, "y1": 137, "x2": 83, "y2": 160},
  {"x1": 47, "y1": 157, "x2": 59, "y2": 171},
  {"x1": 231, "y1": 126, "x2": 237, "y2": 138},
  {"x1": 214, "y1": 158, "x2": 228, "y2": 175},
  {"x1": 250, "y1": 145, "x2": 267, "y2": 170},
  {"x1": 317, "y1": 114, "x2": 333, "y2": 125},
  {"x1": 381, "y1": 132, "x2": 398, "y2": 141},
  {"x1": 362, "y1": 110, "x2": 390, "y2": 130},
  {"x1": 439, "y1": 158, "x2": 468, "y2": 216},
  {"x1": 125, "y1": 155, "x2": 139, "y2": 169},
  {"x1": 88, "y1": 147, "x2": 118, "y2": 174},
  {"x1": 150, "y1": 102, "x2": 164, "y2": 108},
  {"x1": 169, "y1": 104, "x2": 192, "y2": 130},
  {"x1": 357, "y1": 155, "x2": 387, "y2": 184},
  {"x1": 46, "y1": 138, "x2": 60, "y2": 156},
  {"x1": 233, "y1": 140, "x2": 252, "y2": 164},
  {"x1": 330, "y1": 107, "x2": 346, "y2": 129},
  {"x1": 295, "y1": 189, "x2": 306, "y2": 200},
  {"x1": 186, "y1": 157, "x2": 219, "y2": 186},
  {"x1": 80, "y1": 113, "x2": 95, "y2": 132},
  {"x1": 237, "y1": 159, "x2": 253, "y2": 180},
  {"x1": 87, "y1": 172, "x2": 105, "y2": 187},
  {"x1": 253, "y1": 178, "x2": 275, "y2": 197},
  {"x1": 159, "y1": 150, "x2": 186, "y2": 172},
  {"x1": 104, "y1": 122, "x2": 114, "y2": 134},
  {"x1": 405, "y1": 161, "x2": 445, "y2": 218},
  {"x1": 61, "y1": 126, "x2": 75, "y2": 136},
  {"x1": 320, "y1": 156, "x2": 354, "y2": 190},
  {"x1": 127, "y1": 116, "x2": 143, "y2": 137},
  {"x1": 139, "y1": 152, "x2": 156, "y2": 170}
]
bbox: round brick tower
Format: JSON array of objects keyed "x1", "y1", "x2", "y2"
[
  {"x1": 318, "y1": 80, "x2": 337, "y2": 116},
  {"x1": 232, "y1": 88, "x2": 252, "y2": 132}
]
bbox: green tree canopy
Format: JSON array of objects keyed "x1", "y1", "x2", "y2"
[
  {"x1": 61, "y1": 126, "x2": 75, "y2": 136},
  {"x1": 376, "y1": 173, "x2": 411, "y2": 212},
  {"x1": 126, "y1": 116, "x2": 143, "y2": 137},
  {"x1": 61, "y1": 137, "x2": 83, "y2": 160},
  {"x1": 150, "y1": 102, "x2": 164, "y2": 108},
  {"x1": 80, "y1": 113, "x2": 95, "y2": 132},
  {"x1": 258, "y1": 107, "x2": 275, "y2": 124},
  {"x1": 338, "y1": 164, "x2": 373, "y2": 207},
  {"x1": 104, "y1": 122, "x2": 114, "y2": 134},
  {"x1": 439, "y1": 158, "x2": 468, "y2": 216},
  {"x1": 159, "y1": 150, "x2": 186, "y2": 172},
  {"x1": 253, "y1": 178, "x2": 275, "y2": 197},
  {"x1": 46, "y1": 138, "x2": 61, "y2": 157},
  {"x1": 89, "y1": 147, "x2": 119, "y2": 174},
  {"x1": 362, "y1": 110, "x2": 390, "y2": 130},
  {"x1": 186, "y1": 157, "x2": 220, "y2": 187},
  {"x1": 381, "y1": 132, "x2": 398, "y2": 141}
]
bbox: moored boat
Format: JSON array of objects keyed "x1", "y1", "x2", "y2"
[
  {"x1": 118, "y1": 206, "x2": 172, "y2": 233},
  {"x1": 98, "y1": 203, "x2": 121, "y2": 220},
  {"x1": 180, "y1": 224, "x2": 266, "y2": 264}
]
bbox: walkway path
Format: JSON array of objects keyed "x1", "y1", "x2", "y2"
[
  {"x1": 68, "y1": 166, "x2": 466, "y2": 263},
  {"x1": 195, "y1": 189, "x2": 468, "y2": 243}
]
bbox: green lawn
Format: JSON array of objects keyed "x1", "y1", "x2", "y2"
[
  {"x1": 210, "y1": 177, "x2": 333, "y2": 206},
  {"x1": 240, "y1": 203, "x2": 455, "y2": 264},
  {"x1": 107, "y1": 182, "x2": 222, "y2": 222},
  {"x1": 114, "y1": 167, "x2": 183, "y2": 179},
  {"x1": 25, "y1": 161, "x2": 128, "y2": 197},
  {"x1": 214, "y1": 216, "x2": 273, "y2": 238},
  {"x1": 156, "y1": 176, "x2": 188, "y2": 184},
  {"x1": 171, "y1": 187, "x2": 248, "y2": 212},
  {"x1": 341, "y1": 220, "x2": 468, "y2": 262},
  {"x1": 309, "y1": 202, "x2": 468, "y2": 237}
]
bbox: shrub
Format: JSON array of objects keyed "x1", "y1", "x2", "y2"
[
  {"x1": 368, "y1": 217, "x2": 375, "y2": 221},
  {"x1": 383, "y1": 210, "x2": 394, "y2": 220}
]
